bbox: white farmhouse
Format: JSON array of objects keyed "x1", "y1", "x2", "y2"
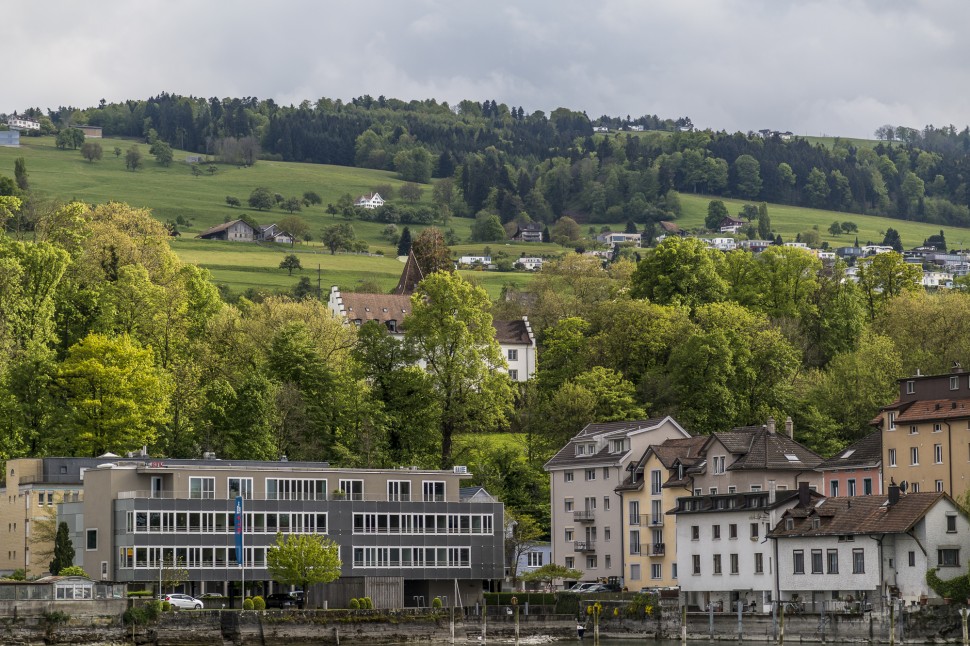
[{"x1": 354, "y1": 192, "x2": 385, "y2": 209}]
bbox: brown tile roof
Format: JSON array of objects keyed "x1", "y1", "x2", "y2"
[
  {"x1": 894, "y1": 398, "x2": 970, "y2": 423},
  {"x1": 341, "y1": 293, "x2": 412, "y2": 323},
  {"x1": 768, "y1": 492, "x2": 951, "y2": 538},
  {"x1": 817, "y1": 431, "x2": 881, "y2": 470},
  {"x1": 651, "y1": 436, "x2": 707, "y2": 469},
  {"x1": 659, "y1": 221, "x2": 681, "y2": 233}
]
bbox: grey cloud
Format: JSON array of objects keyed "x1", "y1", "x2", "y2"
[{"x1": 3, "y1": 0, "x2": 969, "y2": 138}]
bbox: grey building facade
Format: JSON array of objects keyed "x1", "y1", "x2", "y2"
[{"x1": 63, "y1": 458, "x2": 504, "y2": 607}]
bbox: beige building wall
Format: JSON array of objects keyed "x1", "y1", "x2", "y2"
[
  {"x1": 620, "y1": 452, "x2": 686, "y2": 589},
  {"x1": 0, "y1": 459, "x2": 83, "y2": 577},
  {"x1": 882, "y1": 419, "x2": 968, "y2": 497}
]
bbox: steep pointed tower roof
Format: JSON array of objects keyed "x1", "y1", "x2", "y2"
[{"x1": 394, "y1": 248, "x2": 425, "y2": 295}]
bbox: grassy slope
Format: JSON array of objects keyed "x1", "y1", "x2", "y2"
[
  {"x1": 677, "y1": 193, "x2": 969, "y2": 249},
  {"x1": 4, "y1": 134, "x2": 966, "y2": 296}
]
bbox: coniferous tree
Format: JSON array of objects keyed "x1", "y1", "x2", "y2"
[
  {"x1": 396, "y1": 226, "x2": 412, "y2": 257},
  {"x1": 50, "y1": 522, "x2": 75, "y2": 575}
]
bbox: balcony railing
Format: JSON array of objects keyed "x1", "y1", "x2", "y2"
[
  {"x1": 117, "y1": 490, "x2": 463, "y2": 503},
  {"x1": 573, "y1": 541, "x2": 596, "y2": 552},
  {"x1": 649, "y1": 515, "x2": 664, "y2": 527},
  {"x1": 648, "y1": 542, "x2": 666, "y2": 556},
  {"x1": 574, "y1": 510, "x2": 596, "y2": 522}
]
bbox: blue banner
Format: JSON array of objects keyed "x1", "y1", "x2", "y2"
[{"x1": 235, "y1": 496, "x2": 244, "y2": 566}]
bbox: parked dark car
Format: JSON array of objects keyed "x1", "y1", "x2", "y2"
[{"x1": 265, "y1": 592, "x2": 296, "y2": 609}]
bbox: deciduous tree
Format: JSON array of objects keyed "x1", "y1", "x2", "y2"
[
  {"x1": 405, "y1": 272, "x2": 514, "y2": 467},
  {"x1": 248, "y1": 187, "x2": 275, "y2": 211},
  {"x1": 267, "y1": 533, "x2": 341, "y2": 606},
  {"x1": 279, "y1": 254, "x2": 302, "y2": 275}
]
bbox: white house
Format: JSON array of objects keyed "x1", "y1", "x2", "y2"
[
  {"x1": 769, "y1": 488, "x2": 970, "y2": 609},
  {"x1": 354, "y1": 192, "x2": 385, "y2": 209},
  {"x1": 517, "y1": 257, "x2": 543, "y2": 271},
  {"x1": 6, "y1": 117, "x2": 40, "y2": 131},
  {"x1": 258, "y1": 224, "x2": 295, "y2": 245},
  {"x1": 458, "y1": 255, "x2": 491, "y2": 266},
  {"x1": 922, "y1": 270, "x2": 953, "y2": 288},
  {"x1": 673, "y1": 486, "x2": 816, "y2": 612},
  {"x1": 592, "y1": 126, "x2": 609, "y2": 133},
  {"x1": 784, "y1": 242, "x2": 809, "y2": 250},
  {"x1": 328, "y1": 286, "x2": 536, "y2": 382},
  {"x1": 702, "y1": 238, "x2": 737, "y2": 252},
  {"x1": 596, "y1": 232, "x2": 642, "y2": 247}
]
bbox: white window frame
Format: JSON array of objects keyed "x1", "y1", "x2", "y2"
[
  {"x1": 339, "y1": 479, "x2": 364, "y2": 501},
  {"x1": 422, "y1": 481, "x2": 445, "y2": 502},
  {"x1": 228, "y1": 477, "x2": 253, "y2": 500},
  {"x1": 86, "y1": 528, "x2": 98, "y2": 551},
  {"x1": 388, "y1": 480, "x2": 411, "y2": 502},
  {"x1": 507, "y1": 349, "x2": 518, "y2": 361},
  {"x1": 189, "y1": 477, "x2": 215, "y2": 500}
]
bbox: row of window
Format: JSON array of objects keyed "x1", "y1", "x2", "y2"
[
  {"x1": 885, "y1": 446, "x2": 946, "y2": 469},
  {"x1": 564, "y1": 555, "x2": 612, "y2": 570},
  {"x1": 690, "y1": 523, "x2": 768, "y2": 541},
  {"x1": 119, "y1": 546, "x2": 258, "y2": 569},
  {"x1": 352, "y1": 547, "x2": 470, "y2": 568},
  {"x1": 185, "y1": 477, "x2": 446, "y2": 502},
  {"x1": 828, "y1": 478, "x2": 874, "y2": 496},
  {"x1": 792, "y1": 549, "x2": 860, "y2": 574},
  {"x1": 562, "y1": 468, "x2": 612, "y2": 482},
  {"x1": 352, "y1": 513, "x2": 494, "y2": 535},
  {"x1": 692, "y1": 553, "x2": 764, "y2": 575},
  {"x1": 565, "y1": 527, "x2": 608, "y2": 542},
  {"x1": 630, "y1": 563, "x2": 674, "y2": 580},
  {"x1": 127, "y1": 511, "x2": 327, "y2": 534}
]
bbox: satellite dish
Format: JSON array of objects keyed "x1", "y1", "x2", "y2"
[{"x1": 899, "y1": 481, "x2": 908, "y2": 493}]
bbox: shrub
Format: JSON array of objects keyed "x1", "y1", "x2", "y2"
[
  {"x1": 161, "y1": 601, "x2": 171, "y2": 612},
  {"x1": 432, "y1": 597, "x2": 443, "y2": 609},
  {"x1": 243, "y1": 598, "x2": 254, "y2": 610},
  {"x1": 127, "y1": 590, "x2": 155, "y2": 597},
  {"x1": 927, "y1": 568, "x2": 970, "y2": 601},
  {"x1": 349, "y1": 598, "x2": 360, "y2": 610},
  {"x1": 123, "y1": 602, "x2": 161, "y2": 626},
  {"x1": 253, "y1": 595, "x2": 265, "y2": 610}
]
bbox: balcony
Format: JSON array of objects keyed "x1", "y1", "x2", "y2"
[
  {"x1": 573, "y1": 541, "x2": 596, "y2": 552},
  {"x1": 648, "y1": 542, "x2": 666, "y2": 556},
  {"x1": 649, "y1": 515, "x2": 664, "y2": 527},
  {"x1": 573, "y1": 510, "x2": 596, "y2": 522}
]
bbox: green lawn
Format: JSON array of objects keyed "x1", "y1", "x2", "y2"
[{"x1": 677, "y1": 193, "x2": 966, "y2": 249}]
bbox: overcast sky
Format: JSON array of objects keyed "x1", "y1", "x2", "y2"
[{"x1": 4, "y1": 0, "x2": 968, "y2": 139}]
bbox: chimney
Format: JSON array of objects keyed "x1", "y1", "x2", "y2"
[
  {"x1": 798, "y1": 481, "x2": 810, "y2": 507},
  {"x1": 785, "y1": 416, "x2": 794, "y2": 439},
  {"x1": 767, "y1": 416, "x2": 776, "y2": 434},
  {"x1": 888, "y1": 482, "x2": 900, "y2": 506}
]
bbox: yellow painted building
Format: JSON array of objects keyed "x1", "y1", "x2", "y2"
[
  {"x1": 880, "y1": 369, "x2": 970, "y2": 498},
  {"x1": 0, "y1": 458, "x2": 93, "y2": 577},
  {"x1": 616, "y1": 437, "x2": 706, "y2": 589}
]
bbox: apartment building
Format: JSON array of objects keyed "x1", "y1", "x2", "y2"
[
  {"x1": 0, "y1": 457, "x2": 107, "y2": 577},
  {"x1": 816, "y1": 431, "x2": 882, "y2": 497},
  {"x1": 56, "y1": 457, "x2": 503, "y2": 608},
  {"x1": 544, "y1": 418, "x2": 690, "y2": 587},
  {"x1": 615, "y1": 436, "x2": 706, "y2": 589},
  {"x1": 879, "y1": 367, "x2": 970, "y2": 497},
  {"x1": 674, "y1": 485, "x2": 819, "y2": 612}
]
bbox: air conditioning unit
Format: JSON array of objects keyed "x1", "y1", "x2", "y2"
[{"x1": 453, "y1": 465, "x2": 468, "y2": 474}]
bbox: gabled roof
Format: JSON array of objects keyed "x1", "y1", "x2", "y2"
[
  {"x1": 340, "y1": 293, "x2": 412, "y2": 323},
  {"x1": 817, "y1": 431, "x2": 881, "y2": 471},
  {"x1": 616, "y1": 436, "x2": 705, "y2": 492},
  {"x1": 701, "y1": 425, "x2": 823, "y2": 471},
  {"x1": 493, "y1": 319, "x2": 533, "y2": 345},
  {"x1": 544, "y1": 417, "x2": 685, "y2": 470},
  {"x1": 196, "y1": 219, "x2": 254, "y2": 238},
  {"x1": 769, "y1": 492, "x2": 953, "y2": 538}
]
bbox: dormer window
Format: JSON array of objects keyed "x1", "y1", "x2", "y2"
[
  {"x1": 951, "y1": 376, "x2": 960, "y2": 390},
  {"x1": 888, "y1": 412, "x2": 896, "y2": 430},
  {"x1": 811, "y1": 517, "x2": 820, "y2": 529},
  {"x1": 609, "y1": 439, "x2": 628, "y2": 454},
  {"x1": 785, "y1": 518, "x2": 794, "y2": 530},
  {"x1": 906, "y1": 380, "x2": 915, "y2": 394}
]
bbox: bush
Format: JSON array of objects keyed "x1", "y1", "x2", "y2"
[
  {"x1": 161, "y1": 601, "x2": 171, "y2": 612},
  {"x1": 927, "y1": 568, "x2": 970, "y2": 601},
  {"x1": 123, "y1": 601, "x2": 161, "y2": 626},
  {"x1": 127, "y1": 590, "x2": 155, "y2": 597},
  {"x1": 243, "y1": 597, "x2": 254, "y2": 610},
  {"x1": 432, "y1": 597, "x2": 443, "y2": 609},
  {"x1": 364, "y1": 596, "x2": 373, "y2": 609},
  {"x1": 253, "y1": 595, "x2": 265, "y2": 610},
  {"x1": 349, "y1": 598, "x2": 360, "y2": 610}
]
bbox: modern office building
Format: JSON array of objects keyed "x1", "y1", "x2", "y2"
[{"x1": 57, "y1": 456, "x2": 504, "y2": 608}]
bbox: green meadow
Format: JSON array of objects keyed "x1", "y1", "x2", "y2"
[
  {"x1": 2, "y1": 134, "x2": 965, "y2": 297},
  {"x1": 677, "y1": 193, "x2": 967, "y2": 249}
]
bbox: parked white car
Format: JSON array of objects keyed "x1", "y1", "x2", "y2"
[{"x1": 164, "y1": 593, "x2": 204, "y2": 609}]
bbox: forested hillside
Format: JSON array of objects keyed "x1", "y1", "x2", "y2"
[{"x1": 13, "y1": 94, "x2": 970, "y2": 230}]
